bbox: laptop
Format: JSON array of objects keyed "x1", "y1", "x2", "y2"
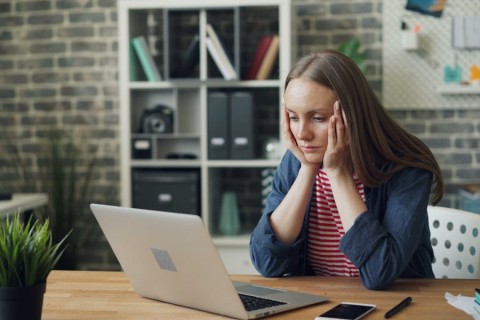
[{"x1": 90, "y1": 204, "x2": 327, "y2": 319}]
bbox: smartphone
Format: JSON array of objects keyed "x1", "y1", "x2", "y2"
[{"x1": 315, "y1": 302, "x2": 376, "y2": 320}]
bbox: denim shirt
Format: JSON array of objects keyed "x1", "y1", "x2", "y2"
[{"x1": 250, "y1": 151, "x2": 434, "y2": 290}]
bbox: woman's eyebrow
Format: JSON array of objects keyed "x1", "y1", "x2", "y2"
[{"x1": 285, "y1": 103, "x2": 333, "y2": 114}]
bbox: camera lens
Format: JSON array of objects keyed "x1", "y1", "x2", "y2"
[{"x1": 151, "y1": 117, "x2": 166, "y2": 133}]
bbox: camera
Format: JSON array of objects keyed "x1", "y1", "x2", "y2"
[{"x1": 140, "y1": 104, "x2": 174, "y2": 134}]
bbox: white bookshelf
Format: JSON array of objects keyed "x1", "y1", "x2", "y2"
[{"x1": 118, "y1": 0, "x2": 291, "y2": 274}]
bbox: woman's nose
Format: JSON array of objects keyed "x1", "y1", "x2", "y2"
[{"x1": 296, "y1": 121, "x2": 312, "y2": 141}]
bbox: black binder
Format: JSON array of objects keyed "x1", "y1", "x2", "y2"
[
  {"x1": 207, "y1": 92, "x2": 229, "y2": 159},
  {"x1": 230, "y1": 92, "x2": 254, "y2": 159}
]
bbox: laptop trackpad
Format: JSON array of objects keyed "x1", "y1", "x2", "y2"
[{"x1": 236, "y1": 284, "x2": 285, "y2": 296}]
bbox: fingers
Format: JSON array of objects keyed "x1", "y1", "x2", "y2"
[
  {"x1": 337, "y1": 101, "x2": 350, "y2": 145},
  {"x1": 281, "y1": 103, "x2": 297, "y2": 149},
  {"x1": 341, "y1": 107, "x2": 348, "y2": 129},
  {"x1": 334, "y1": 101, "x2": 345, "y2": 144},
  {"x1": 328, "y1": 113, "x2": 337, "y2": 147},
  {"x1": 281, "y1": 103, "x2": 288, "y2": 133},
  {"x1": 328, "y1": 101, "x2": 348, "y2": 152},
  {"x1": 281, "y1": 104, "x2": 291, "y2": 140}
]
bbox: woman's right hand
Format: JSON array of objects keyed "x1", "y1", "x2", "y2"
[
  {"x1": 281, "y1": 103, "x2": 306, "y2": 162},
  {"x1": 281, "y1": 103, "x2": 319, "y2": 171}
]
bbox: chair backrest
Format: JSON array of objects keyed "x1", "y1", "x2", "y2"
[{"x1": 427, "y1": 205, "x2": 480, "y2": 279}]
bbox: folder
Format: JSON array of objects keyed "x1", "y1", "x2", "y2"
[
  {"x1": 230, "y1": 92, "x2": 254, "y2": 159},
  {"x1": 207, "y1": 92, "x2": 229, "y2": 159}
]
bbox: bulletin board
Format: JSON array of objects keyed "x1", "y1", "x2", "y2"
[{"x1": 383, "y1": 0, "x2": 480, "y2": 109}]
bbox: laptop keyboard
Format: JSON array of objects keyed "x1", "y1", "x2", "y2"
[{"x1": 238, "y1": 293, "x2": 287, "y2": 311}]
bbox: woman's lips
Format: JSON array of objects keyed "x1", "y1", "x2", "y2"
[{"x1": 301, "y1": 146, "x2": 319, "y2": 153}]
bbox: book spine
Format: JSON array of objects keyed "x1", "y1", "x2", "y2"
[
  {"x1": 246, "y1": 36, "x2": 273, "y2": 80},
  {"x1": 206, "y1": 38, "x2": 235, "y2": 80},
  {"x1": 172, "y1": 35, "x2": 200, "y2": 78},
  {"x1": 129, "y1": 42, "x2": 139, "y2": 81},
  {"x1": 206, "y1": 24, "x2": 238, "y2": 80},
  {"x1": 131, "y1": 36, "x2": 162, "y2": 82},
  {"x1": 256, "y1": 35, "x2": 280, "y2": 80}
]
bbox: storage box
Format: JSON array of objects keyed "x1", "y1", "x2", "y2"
[
  {"x1": 132, "y1": 169, "x2": 200, "y2": 216},
  {"x1": 131, "y1": 138, "x2": 152, "y2": 159},
  {"x1": 458, "y1": 185, "x2": 480, "y2": 214}
]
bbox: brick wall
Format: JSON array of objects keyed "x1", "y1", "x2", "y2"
[
  {"x1": 0, "y1": 0, "x2": 121, "y2": 270},
  {"x1": 0, "y1": 0, "x2": 478, "y2": 270}
]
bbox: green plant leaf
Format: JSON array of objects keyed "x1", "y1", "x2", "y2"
[
  {"x1": 0, "y1": 213, "x2": 70, "y2": 287},
  {"x1": 337, "y1": 37, "x2": 366, "y2": 73}
]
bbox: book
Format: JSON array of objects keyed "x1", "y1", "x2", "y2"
[
  {"x1": 129, "y1": 42, "x2": 139, "y2": 81},
  {"x1": 206, "y1": 24, "x2": 238, "y2": 80},
  {"x1": 245, "y1": 35, "x2": 274, "y2": 80},
  {"x1": 171, "y1": 34, "x2": 200, "y2": 78},
  {"x1": 206, "y1": 38, "x2": 232, "y2": 80},
  {"x1": 256, "y1": 35, "x2": 279, "y2": 80},
  {"x1": 131, "y1": 36, "x2": 162, "y2": 82}
]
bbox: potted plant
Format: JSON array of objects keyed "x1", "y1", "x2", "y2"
[{"x1": 0, "y1": 214, "x2": 70, "y2": 320}]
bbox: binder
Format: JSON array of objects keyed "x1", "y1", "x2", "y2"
[
  {"x1": 207, "y1": 92, "x2": 229, "y2": 159},
  {"x1": 230, "y1": 92, "x2": 254, "y2": 159}
]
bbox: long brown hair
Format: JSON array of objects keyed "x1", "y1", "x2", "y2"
[{"x1": 285, "y1": 50, "x2": 444, "y2": 204}]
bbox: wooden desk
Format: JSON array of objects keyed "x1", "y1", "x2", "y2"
[
  {"x1": 43, "y1": 271, "x2": 477, "y2": 319},
  {"x1": 0, "y1": 193, "x2": 48, "y2": 218}
]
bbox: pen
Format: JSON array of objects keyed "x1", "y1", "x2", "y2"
[{"x1": 384, "y1": 297, "x2": 412, "y2": 318}]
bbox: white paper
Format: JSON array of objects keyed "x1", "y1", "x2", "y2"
[
  {"x1": 445, "y1": 292, "x2": 480, "y2": 320},
  {"x1": 465, "y1": 16, "x2": 480, "y2": 48}
]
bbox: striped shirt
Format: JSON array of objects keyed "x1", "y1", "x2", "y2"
[{"x1": 307, "y1": 168, "x2": 365, "y2": 277}]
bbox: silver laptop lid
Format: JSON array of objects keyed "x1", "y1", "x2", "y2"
[{"x1": 91, "y1": 204, "x2": 248, "y2": 319}]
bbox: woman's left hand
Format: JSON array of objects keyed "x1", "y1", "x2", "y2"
[{"x1": 323, "y1": 101, "x2": 352, "y2": 176}]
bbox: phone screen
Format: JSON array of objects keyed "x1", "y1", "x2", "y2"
[{"x1": 316, "y1": 303, "x2": 376, "y2": 320}]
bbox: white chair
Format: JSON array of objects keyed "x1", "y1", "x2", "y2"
[{"x1": 427, "y1": 205, "x2": 480, "y2": 279}]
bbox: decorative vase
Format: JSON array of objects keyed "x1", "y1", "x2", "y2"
[
  {"x1": 219, "y1": 192, "x2": 241, "y2": 236},
  {"x1": 0, "y1": 281, "x2": 46, "y2": 320}
]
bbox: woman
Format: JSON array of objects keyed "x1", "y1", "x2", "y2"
[{"x1": 249, "y1": 50, "x2": 444, "y2": 290}]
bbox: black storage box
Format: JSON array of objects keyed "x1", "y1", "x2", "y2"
[
  {"x1": 132, "y1": 169, "x2": 200, "y2": 216},
  {"x1": 131, "y1": 138, "x2": 152, "y2": 159}
]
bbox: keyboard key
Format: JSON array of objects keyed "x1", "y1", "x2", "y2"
[{"x1": 238, "y1": 293, "x2": 286, "y2": 311}]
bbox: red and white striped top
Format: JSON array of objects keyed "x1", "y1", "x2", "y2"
[{"x1": 307, "y1": 168, "x2": 365, "y2": 277}]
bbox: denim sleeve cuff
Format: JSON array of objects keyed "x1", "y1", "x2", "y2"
[
  {"x1": 253, "y1": 212, "x2": 303, "y2": 255},
  {"x1": 340, "y1": 210, "x2": 387, "y2": 266}
]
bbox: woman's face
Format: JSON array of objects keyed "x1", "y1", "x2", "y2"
[{"x1": 284, "y1": 78, "x2": 337, "y2": 164}]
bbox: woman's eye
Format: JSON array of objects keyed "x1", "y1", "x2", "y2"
[
  {"x1": 313, "y1": 117, "x2": 327, "y2": 122},
  {"x1": 288, "y1": 115, "x2": 298, "y2": 121}
]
